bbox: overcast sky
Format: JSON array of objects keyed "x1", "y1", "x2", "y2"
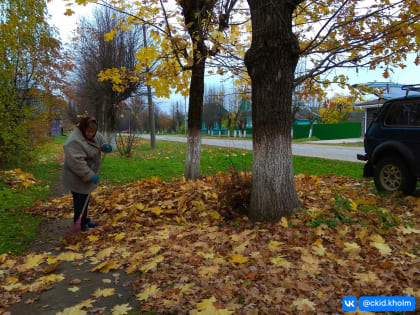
[{"x1": 47, "y1": 0, "x2": 420, "y2": 108}]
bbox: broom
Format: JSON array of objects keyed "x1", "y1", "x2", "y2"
[{"x1": 68, "y1": 153, "x2": 105, "y2": 234}]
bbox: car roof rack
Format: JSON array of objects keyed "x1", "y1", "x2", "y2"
[{"x1": 401, "y1": 84, "x2": 420, "y2": 97}]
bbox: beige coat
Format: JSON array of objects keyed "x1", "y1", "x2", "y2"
[{"x1": 62, "y1": 128, "x2": 106, "y2": 194}]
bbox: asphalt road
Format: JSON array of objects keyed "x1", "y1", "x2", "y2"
[{"x1": 140, "y1": 135, "x2": 365, "y2": 163}]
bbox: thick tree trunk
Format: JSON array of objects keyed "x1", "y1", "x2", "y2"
[
  {"x1": 245, "y1": 0, "x2": 301, "y2": 221},
  {"x1": 184, "y1": 59, "x2": 205, "y2": 180}
]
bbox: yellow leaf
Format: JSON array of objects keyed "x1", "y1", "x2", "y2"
[
  {"x1": 56, "y1": 305, "x2": 86, "y2": 315},
  {"x1": 114, "y1": 233, "x2": 126, "y2": 241},
  {"x1": 148, "y1": 245, "x2": 161, "y2": 255},
  {"x1": 349, "y1": 199, "x2": 358, "y2": 211},
  {"x1": 91, "y1": 260, "x2": 120, "y2": 273},
  {"x1": 270, "y1": 256, "x2": 291, "y2": 268},
  {"x1": 312, "y1": 244, "x2": 326, "y2": 257},
  {"x1": 104, "y1": 29, "x2": 117, "y2": 41},
  {"x1": 358, "y1": 228, "x2": 368, "y2": 240},
  {"x1": 92, "y1": 288, "x2": 115, "y2": 298},
  {"x1": 230, "y1": 253, "x2": 248, "y2": 266},
  {"x1": 370, "y1": 242, "x2": 392, "y2": 256},
  {"x1": 88, "y1": 235, "x2": 99, "y2": 242},
  {"x1": 57, "y1": 299, "x2": 95, "y2": 315},
  {"x1": 198, "y1": 252, "x2": 215, "y2": 259},
  {"x1": 180, "y1": 283, "x2": 193, "y2": 295},
  {"x1": 343, "y1": 242, "x2": 361, "y2": 255},
  {"x1": 403, "y1": 287, "x2": 420, "y2": 299},
  {"x1": 7, "y1": 277, "x2": 18, "y2": 284},
  {"x1": 402, "y1": 251, "x2": 416, "y2": 258},
  {"x1": 112, "y1": 304, "x2": 133, "y2": 315},
  {"x1": 57, "y1": 252, "x2": 84, "y2": 261},
  {"x1": 151, "y1": 206, "x2": 162, "y2": 215},
  {"x1": 96, "y1": 247, "x2": 115, "y2": 260},
  {"x1": 135, "y1": 203, "x2": 145, "y2": 210},
  {"x1": 292, "y1": 298, "x2": 316, "y2": 311},
  {"x1": 369, "y1": 234, "x2": 385, "y2": 243},
  {"x1": 18, "y1": 254, "x2": 45, "y2": 272},
  {"x1": 398, "y1": 226, "x2": 420, "y2": 234},
  {"x1": 190, "y1": 296, "x2": 234, "y2": 315},
  {"x1": 31, "y1": 273, "x2": 65, "y2": 289},
  {"x1": 354, "y1": 271, "x2": 378, "y2": 282},
  {"x1": 233, "y1": 240, "x2": 249, "y2": 253},
  {"x1": 136, "y1": 284, "x2": 159, "y2": 301},
  {"x1": 198, "y1": 265, "x2": 219, "y2": 278},
  {"x1": 268, "y1": 240, "x2": 283, "y2": 251},
  {"x1": 68, "y1": 286, "x2": 80, "y2": 292},
  {"x1": 141, "y1": 255, "x2": 164, "y2": 273},
  {"x1": 64, "y1": 8, "x2": 75, "y2": 16},
  {"x1": 280, "y1": 217, "x2": 288, "y2": 228},
  {"x1": 209, "y1": 210, "x2": 221, "y2": 220}
]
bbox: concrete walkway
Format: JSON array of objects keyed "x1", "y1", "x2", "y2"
[{"x1": 140, "y1": 135, "x2": 365, "y2": 163}]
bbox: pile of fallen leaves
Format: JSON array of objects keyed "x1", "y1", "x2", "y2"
[
  {"x1": 1, "y1": 174, "x2": 419, "y2": 314},
  {"x1": 0, "y1": 169, "x2": 40, "y2": 189}
]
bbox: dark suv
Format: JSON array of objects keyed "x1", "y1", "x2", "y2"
[{"x1": 357, "y1": 85, "x2": 420, "y2": 195}]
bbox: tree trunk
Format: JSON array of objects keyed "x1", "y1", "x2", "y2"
[
  {"x1": 147, "y1": 84, "x2": 156, "y2": 148},
  {"x1": 184, "y1": 58, "x2": 205, "y2": 180},
  {"x1": 245, "y1": 0, "x2": 301, "y2": 221},
  {"x1": 143, "y1": 24, "x2": 156, "y2": 149},
  {"x1": 308, "y1": 122, "x2": 314, "y2": 138}
]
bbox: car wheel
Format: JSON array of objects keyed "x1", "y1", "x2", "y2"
[{"x1": 374, "y1": 156, "x2": 416, "y2": 195}]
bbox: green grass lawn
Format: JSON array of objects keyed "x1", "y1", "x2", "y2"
[
  {"x1": 0, "y1": 136, "x2": 364, "y2": 255},
  {"x1": 0, "y1": 136, "x2": 65, "y2": 255},
  {"x1": 101, "y1": 139, "x2": 363, "y2": 186}
]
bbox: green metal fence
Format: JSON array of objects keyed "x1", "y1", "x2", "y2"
[{"x1": 292, "y1": 123, "x2": 361, "y2": 140}]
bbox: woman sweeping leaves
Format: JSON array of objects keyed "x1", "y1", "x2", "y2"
[{"x1": 62, "y1": 117, "x2": 112, "y2": 232}]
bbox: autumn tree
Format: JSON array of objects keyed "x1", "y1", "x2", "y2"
[
  {"x1": 203, "y1": 86, "x2": 228, "y2": 134},
  {"x1": 244, "y1": 0, "x2": 419, "y2": 220},
  {"x1": 0, "y1": 0, "x2": 66, "y2": 166},
  {"x1": 66, "y1": 0, "x2": 244, "y2": 179},
  {"x1": 70, "y1": 6, "x2": 144, "y2": 142},
  {"x1": 319, "y1": 95, "x2": 353, "y2": 124}
]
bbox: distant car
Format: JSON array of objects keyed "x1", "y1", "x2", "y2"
[
  {"x1": 121, "y1": 130, "x2": 130, "y2": 134},
  {"x1": 357, "y1": 85, "x2": 420, "y2": 195}
]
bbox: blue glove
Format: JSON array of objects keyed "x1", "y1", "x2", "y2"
[
  {"x1": 92, "y1": 174, "x2": 99, "y2": 184},
  {"x1": 102, "y1": 144, "x2": 112, "y2": 153}
]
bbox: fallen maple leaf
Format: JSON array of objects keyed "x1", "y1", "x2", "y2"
[
  {"x1": 191, "y1": 296, "x2": 234, "y2": 315},
  {"x1": 397, "y1": 226, "x2": 420, "y2": 234},
  {"x1": 57, "y1": 252, "x2": 83, "y2": 262},
  {"x1": 92, "y1": 288, "x2": 115, "y2": 298},
  {"x1": 270, "y1": 256, "x2": 291, "y2": 269},
  {"x1": 280, "y1": 217, "x2": 288, "y2": 228},
  {"x1": 354, "y1": 271, "x2": 378, "y2": 282},
  {"x1": 18, "y1": 254, "x2": 45, "y2": 272},
  {"x1": 114, "y1": 233, "x2": 126, "y2": 241},
  {"x1": 343, "y1": 242, "x2": 361, "y2": 255},
  {"x1": 96, "y1": 247, "x2": 115, "y2": 260},
  {"x1": 292, "y1": 297, "x2": 316, "y2": 311},
  {"x1": 88, "y1": 235, "x2": 99, "y2": 242},
  {"x1": 370, "y1": 242, "x2": 392, "y2": 256},
  {"x1": 111, "y1": 303, "x2": 133, "y2": 315},
  {"x1": 230, "y1": 253, "x2": 248, "y2": 266},
  {"x1": 369, "y1": 234, "x2": 392, "y2": 255},
  {"x1": 267, "y1": 240, "x2": 283, "y2": 251},
  {"x1": 136, "y1": 284, "x2": 159, "y2": 301}
]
